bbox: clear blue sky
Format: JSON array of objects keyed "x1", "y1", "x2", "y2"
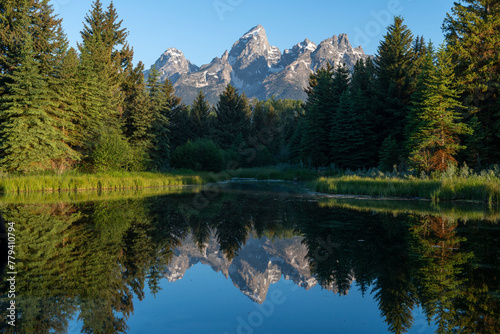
[{"x1": 49, "y1": 0, "x2": 456, "y2": 69}]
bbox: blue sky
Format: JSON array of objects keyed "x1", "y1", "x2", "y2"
[{"x1": 49, "y1": 0, "x2": 456, "y2": 69}]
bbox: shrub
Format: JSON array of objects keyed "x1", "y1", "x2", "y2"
[
  {"x1": 89, "y1": 127, "x2": 135, "y2": 172},
  {"x1": 244, "y1": 145, "x2": 276, "y2": 167},
  {"x1": 171, "y1": 139, "x2": 225, "y2": 172}
]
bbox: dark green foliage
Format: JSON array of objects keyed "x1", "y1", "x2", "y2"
[
  {"x1": 374, "y1": 16, "x2": 417, "y2": 164},
  {"x1": 75, "y1": 0, "x2": 134, "y2": 164},
  {"x1": 405, "y1": 42, "x2": 435, "y2": 158},
  {"x1": 212, "y1": 84, "x2": 251, "y2": 150},
  {"x1": 330, "y1": 90, "x2": 374, "y2": 170},
  {"x1": 171, "y1": 139, "x2": 225, "y2": 172},
  {"x1": 407, "y1": 47, "x2": 472, "y2": 172},
  {"x1": 461, "y1": 115, "x2": 486, "y2": 169},
  {"x1": 0, "y1": 0, "x2": 67, "y2": 88},
  {"x1": 123, "y1": 63, "x2": 155, "y2": 167},
  {"x1": 301, "y1": 64, "x2": 336, "y2": 167},
  {"x1": 161, "y1": 78, "x2": 189, "y2": 150},
  {"x1": 89, "y1": 127, "x2": 135, "y2": 172},
  {"x1": 443, "y1": 0, "x2": 500, "y2": 165},
  {"x1": 189, "y1": 90, "x2": 212, "y2": 140},
  {"x1": 0, "y1": 0, "x2": 499, "y2": 175},
  {"x1": 328, "y1": 64, "x2": 351, "y2": 164},
  {"x1": 288, "y1": 119, "x2": 305, "y2": 164},
  {"x1": 349, "y1": 59, "x2": 378, "y2": 166},
  {"x1": 250, "y1": 101, "x2": 278, "y2": 156},
  {"x1": 249, "y1": 97, "x2": 303, "y2": 163},
  {"x1": 379, "y1": 136, "x2": 399, "y2": 171},
  {"x1": 0, "y1": 34, "x2": 78, "y2": 173},
  {"x1": 145, "y1": 67, "x2": 171, "y2": 171}
]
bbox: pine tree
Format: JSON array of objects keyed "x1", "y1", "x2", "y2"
[
  {"x1": 74, "y1": 44, "x2": 111, "y2": 153},
  {"x1": 379, "y1": 136, "x2": 399, "y2": 171},
  {"x1": 327, "y1": 64, "x2": 351, "y2": 164},
  {"x1": 189, "y1": 90, "x2": 211, "y2": 140},
  {"x1": 147, "y1": 68, "x2": 170, "y2": 171},
  {"x1": 122, "y1": 62, "x2": 155, "y2": 169},
  {"x1": 407, "y1": 47, "x2": 472, "y2": 172},
  {"x1": 76, "y1": 0, "x2": 132, "y2": 156},
  {"x1": 350, "y1": 58, "x2": 377, "y2": 166},
  {"x1": 329, "y1": 92, "x2": 352, "y2": 167},
  {"x1": 443, "y1": 0, "x2": 500, "y2": 165},
  {"x1": 331, "y1": 90, "x2": 374, "y2": 170},
  {"x1": 406, "y1": 42, "x2": 435, "y2": 159},
  {"x1": 288, "y1": 114, "x2": 305, "y2": 165},
  {"x1": 374, "y1": 16, "x2": 417, "y2": 166},
  {"x1": 0, "y1": 0, "x2": 66, "y2": 89},
  {"x1": 162, "y1": 78, "x2": 189, "y2": 150},
  {"x1": 0, "y1": 33, "x2": 78, "y2": 173},
  {"x1": 123, "y1": 61, "x2": 150, "y2": 143},
  {"x1": 50, "y1": 47, "x2": 82, "y2": 170},
  {"x1": 251, "y1": 100, "x2": 268, "y2": 138},
  {"x1": 301, "y1": 64, "x2": 336, "y2": 167},
  {"x1": 213, "y1": 84, "x2": 251, "y2": 150}
]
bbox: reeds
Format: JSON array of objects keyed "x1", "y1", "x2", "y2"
[
  {"x1": 0, "y1": 171, "x2": 208, "y2": 194},
  {"x1": 312, "y1": 174, "x2": 500, "y2": 203}
]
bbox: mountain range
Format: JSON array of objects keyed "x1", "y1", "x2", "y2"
[
  {"x1": 161, "y1": 233, "x2": 350, "y2": 303},
  {"x1": 145, "y1": 25, "x2": 370, "y2": 105}
]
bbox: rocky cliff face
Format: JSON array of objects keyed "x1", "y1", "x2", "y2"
[
  {"x1": 162, "y1": 233, "x2": 347, "y2": 303},
  {"x1": 146, "y1": 25, "x2": 370, "y2": 105},
  {"x1": 144, "y1": 48, "x2": 199, "y2": 84}
]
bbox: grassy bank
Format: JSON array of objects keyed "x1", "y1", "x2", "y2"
[
  {"x1": 312, "y1": 175, "x2": 500, "y2": 203},
  {"x1": 0, "y1": 171, "x2": 208, "y2": 194},
  {"x1": 318, "y1": 198, "x2": 500, "y2": 222},
  {"x1": 0, "y1": 186, "x2": 203, "y2": 204},
  {"x1": 1, "y1": 167, "x2": 499, "y2": 204},
  {"x1": 0, "y1": 167, "x2": 317, "y2": 194}
]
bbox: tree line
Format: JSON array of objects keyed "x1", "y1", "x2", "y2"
[
  {"x1": 0, "y1": 0, "x2": 498, "y2": 174},
  {"x1": 293, "y1": 2, "x2": 499, "y2": 173}
]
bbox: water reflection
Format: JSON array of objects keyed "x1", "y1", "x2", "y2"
[{"x1": 0, "y1": 183, "x2": 498, "y2": 333}]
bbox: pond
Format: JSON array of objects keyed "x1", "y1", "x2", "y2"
[{"x1": 0, "y1": 181, "x2": 499, "y2": 333}]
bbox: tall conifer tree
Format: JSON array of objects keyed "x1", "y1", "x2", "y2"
[
  {"x1": 147, "y1": 68, "x2": 170, "y2": 171},
  {"x1": 76, "y1": 0, "x2": 132, "y2": 156},
  {"x1": 301, "y1": 64, "x2": 336, "y2": 167},
  {"x1": 213, "y1": 84, "x2": 251, "y2": 150},
  {"x1": 328, "y1": 64, "x2": 351, "y2": 165},
  {"x1": 443, "y1": 0, "x2": 500, "y2": 166},
  {"x1": 374, "y1": 16, "x2": 417, "y2": 168},
  {"x1": 407, "y1": 47, "x2": 472, "y2": 172},
  {"x1": 0, "y1": 32, "x2": 77, "y2": 172},
  {"x1": 189, "y1": 90, "x2": 211, "y2": 140}
]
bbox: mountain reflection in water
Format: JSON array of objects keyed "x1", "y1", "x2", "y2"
[{"x1": 0, "y1": 182, "x2": 498, "y2": 334}]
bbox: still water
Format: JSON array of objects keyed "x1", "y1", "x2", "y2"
[{"x1": 0, "y1": 181, "x2": 499, "y2": 333}]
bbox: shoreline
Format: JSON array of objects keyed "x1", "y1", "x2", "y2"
[{"x1": 0, "y1": 169, "x2": 498, "y2": 204}]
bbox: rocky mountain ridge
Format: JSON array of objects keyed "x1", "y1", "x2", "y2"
[
  {"x1": 146, "y1": 25, "x2": 370, "y2": 104},
  {"x1": 161, "y1": 233, "x2": 348, "y2": 303}
]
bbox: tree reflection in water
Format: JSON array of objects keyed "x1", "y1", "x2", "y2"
[{"x1": 0, "y1": 185, "x2": 498, "y2": 333}]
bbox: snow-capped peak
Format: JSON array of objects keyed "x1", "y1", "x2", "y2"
[
  {"x1": 298, "y1": 39, "x2": 317, "y2": 52},
  {"x1": 242, "y1": 25, "x2": 265, "y2": 39},
  {"x1": 164, "y1": 48, "x2": 184, "y2": 58}
]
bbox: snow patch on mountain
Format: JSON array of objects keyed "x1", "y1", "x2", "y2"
[{"x1": 146, "y1": 25, "x2": 370, "y2": 104}]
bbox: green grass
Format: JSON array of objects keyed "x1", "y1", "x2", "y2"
[
  {"x1": 2, "y1": 167, "x2": 499, "y2": 204},
  {"x1": 0, "y1": 171, "x2": 209, "y2": 194},
  {"x1": 318, "y1": 198, "x2": 500, "y2": 222},
  {"x1": 312, "y1": 175, "x2": 500, "y2": 203},
  {"x1": 0, "y1": 186, "x2": 203, "y2": 204}
]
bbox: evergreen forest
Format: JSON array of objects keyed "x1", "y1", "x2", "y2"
[{"x1": 0, "y1": 0, "x2": 499, "y2": 176}]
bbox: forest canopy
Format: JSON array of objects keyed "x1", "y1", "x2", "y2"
[{"x1": 0, "y1": 0, "x2": 498, "y2": 174}]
